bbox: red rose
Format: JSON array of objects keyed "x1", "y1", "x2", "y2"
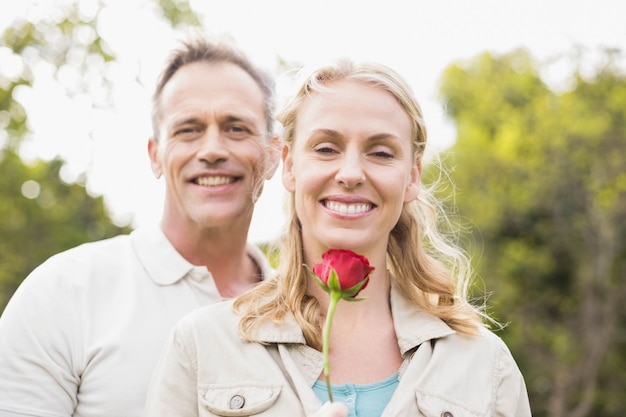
[
  {"x1": 308, "y1": 249, "x2": 375, "y2": 402},
  {"x1": 312, "y1": 249, "x2": 374, "y2": 299}
]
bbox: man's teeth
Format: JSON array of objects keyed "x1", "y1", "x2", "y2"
[
  {"x1": 325, "y1": 201, "x2": 372, "y2": 215},
  {"x1": 196, "y1": 176, "x2": 234, "y2": 186}
]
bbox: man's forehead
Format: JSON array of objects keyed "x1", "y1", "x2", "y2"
[{"x1": 165, "y1": 61, "x2": 263, "y2": 96}]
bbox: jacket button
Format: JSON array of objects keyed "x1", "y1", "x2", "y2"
[
  {"x1": 441, "y1": 412, "x2": 454, "y2": 417},
  {"x1": 229, "y1": 395, "x2": 245, "y2": 409}
]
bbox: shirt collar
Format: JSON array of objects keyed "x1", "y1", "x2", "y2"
[
  {"x1": 131, "y1": 224, "x2": 273, "y2": 286},
  {"x1": 131, "y1": 225, "x2": 194, "y2": 285}
]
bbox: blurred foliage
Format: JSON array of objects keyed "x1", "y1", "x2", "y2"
[
  {"x1": 156, "y1": 0, "x2": 202, "y2": 29},
  {"x1": 1, "y1": 2, "x2": 116, "y2": 127},
  {"x1": 0, "y1": 150, "x2": 132, "y2": 313},
  {"x1": 257, "y1": 241, "x2": 281, "y2": 270},
  {"x1": 438, "y1": 48, "x2": 626, "y2": 417}
]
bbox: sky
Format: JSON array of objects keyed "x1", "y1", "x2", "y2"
[{"x1": 2, "y1": 0, "x2": 625, "y2": 243}]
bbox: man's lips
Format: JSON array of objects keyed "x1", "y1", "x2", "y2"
[{"x1": 193, "y1": 176, "x2": 238, "y2": 186}]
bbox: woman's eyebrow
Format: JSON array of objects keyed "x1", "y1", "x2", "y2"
[
  {"x1": 308, "y1": 129, "x2": 401, "y2": 142},
  {"x1": 309, "y1": 128, "x2": 340, "y2": 137}
]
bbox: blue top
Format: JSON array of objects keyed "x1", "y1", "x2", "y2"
[{"x1": 312, "y1": 373, "x2": 399, "y2": 417}]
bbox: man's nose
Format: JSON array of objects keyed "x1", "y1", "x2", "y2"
[{"x1": 196, "y1": 126, "x2": 229, "y2": 164}]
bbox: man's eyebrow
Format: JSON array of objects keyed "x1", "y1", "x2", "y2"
[
  {"x1": 170, "y1": 116, "x2": 204, "y2": 127},
  {"x1": 220, "y1": 114, "x2": 257, "y2": 125},
  {"x1": 167, "y1": 113, "x2": 264, "y2": 133}
]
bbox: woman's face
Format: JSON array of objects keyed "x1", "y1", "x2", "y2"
[{"x1": 282, "y1": 79, "x2": 421, "y2": 259}]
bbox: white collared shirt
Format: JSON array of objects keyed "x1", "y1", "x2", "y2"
[{"x1": 0, "y1": 225, "x2": 271, "y2": 417}]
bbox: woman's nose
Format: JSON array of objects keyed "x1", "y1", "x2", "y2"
[{"x1": 335, "y1": 153, "x2": 365, "y2": 188}]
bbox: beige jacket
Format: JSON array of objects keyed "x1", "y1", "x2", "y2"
[{"x1": 145, "y1": 284, "x2": 532, "y2": 417}]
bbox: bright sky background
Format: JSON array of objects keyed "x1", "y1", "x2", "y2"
[{"x1": 2, "y1": 0, "x2": 625, "y2": 243}]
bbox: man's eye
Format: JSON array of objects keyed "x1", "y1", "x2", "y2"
[
  {"x1": 226, "y1": 125, "x2": 249, "y2": 134},
  {"x1": 174, "y1": 126, "x2": 202, "y2": 137}
]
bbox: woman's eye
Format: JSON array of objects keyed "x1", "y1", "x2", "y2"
[
  {"x1": 313, "y1": 142, "x2": 339, "y2": 154},
  {"x1": 376, "y1": 151, "x2": 393, "y2": 158},
  {"x1": 371, "y1": 150, "x2": 394, "y2": 158},
  {"x1": 316, "y1": 147, "x2": 337, "y2": 154}
]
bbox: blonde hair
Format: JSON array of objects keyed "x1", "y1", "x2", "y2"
[{"x1": 234, "y1": 59, "x2": 485, "y2": 350}]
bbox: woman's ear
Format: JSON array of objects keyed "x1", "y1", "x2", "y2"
[
  {"x1": 148, "y1": 137, "x2": 162, "y2": 179},
  {"x1": 404, "y1": 159, "x2": 422, "y2": 203},
  {"x1": 281, "y1": 143, "x2": 295, "y2": 192}
]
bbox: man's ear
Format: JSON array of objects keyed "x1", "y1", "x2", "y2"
[
  {"x1": 281, "y1": 143, "x2": 295, "y2": 193},
  {"x1": 264, "y1": 135, "x2": 281, "y2": 180},
  {"x1": 147, "y1": 137, "x2": 162, "y2": 179},
  {"x1": 404, "y1": 159, "x2": 422, "y2": 203}
]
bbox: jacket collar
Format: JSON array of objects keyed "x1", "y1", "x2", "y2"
[
  {"x1": 250, "y1": 311, "x2": 308, "y2": 344},
  {"x1": 389, "y1": 282, "x2": 455, "y2": 355},
  {"x1": 250, "y1": 280, "x2": 455, "y2": 352}
]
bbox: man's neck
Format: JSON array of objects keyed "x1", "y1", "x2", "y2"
[{"x1": 161, "y1": 221, "x2": 262, "y2": 298}]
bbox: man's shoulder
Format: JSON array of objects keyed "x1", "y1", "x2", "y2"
[
  {"x1": 3, "y1": 233, "x2": 137, "y2": 324},
  {"x1": 44, "y1": 233, "x2": 134, "y2": 265},
  {"x1": 22, "y1": 233, "x2": 136, "y2": 289}
]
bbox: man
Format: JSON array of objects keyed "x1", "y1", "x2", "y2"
[{"x1": 0, "y1": 35, "x2": 279, "y2": 416}]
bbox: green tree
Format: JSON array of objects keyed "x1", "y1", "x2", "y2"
[{"x1": 438, "y1": 49, "x2": 626, "y2": 417}]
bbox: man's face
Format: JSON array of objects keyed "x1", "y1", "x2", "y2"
[{"x1": 149, "y1": 61, "x2": 274, "y2": 234}]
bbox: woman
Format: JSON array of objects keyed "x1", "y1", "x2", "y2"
[{"x1": 144, "y1": 59, "x2": 531, "y2": 417}]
